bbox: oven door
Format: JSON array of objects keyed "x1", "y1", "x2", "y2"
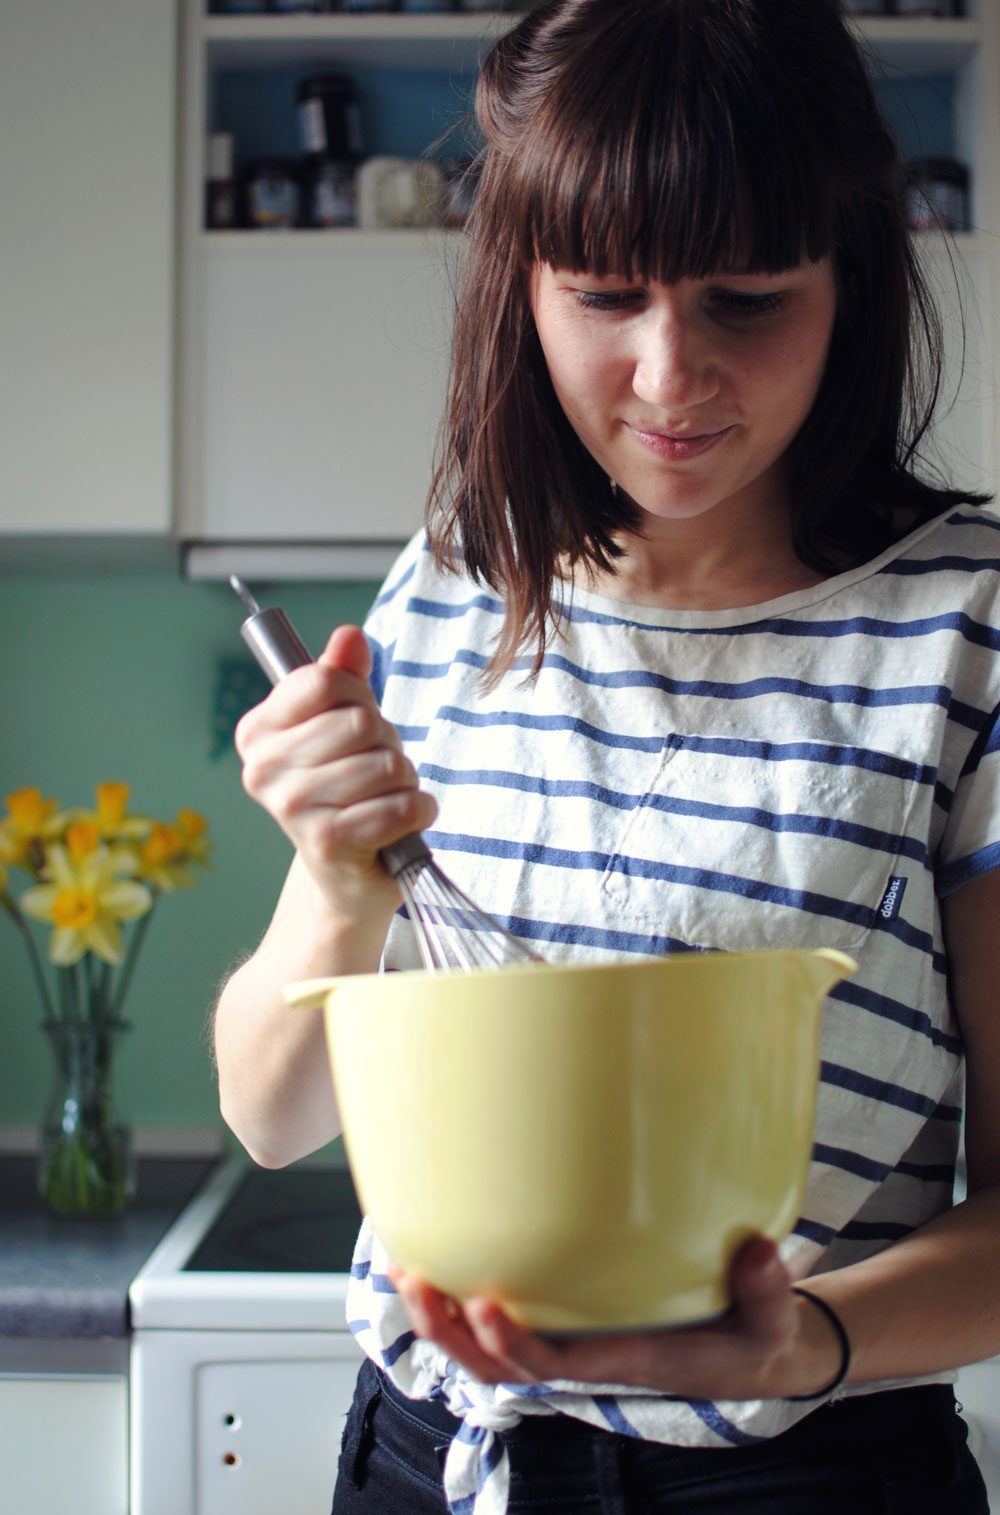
[{"x1": 130, "y1": 1326, "x2": 363, "y2": 1515}]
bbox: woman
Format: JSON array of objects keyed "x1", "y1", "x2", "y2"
[{"x1": 214, "y1": 1, "x2": 1000, "y2": 1510}]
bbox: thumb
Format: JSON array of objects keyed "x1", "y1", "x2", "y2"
[
  {"x1": 317, "y1": 624, "x2": 373, "y2": 683},
  {"x1": 731, "y1": 1236, "x2": 793, "y2": 1345}
]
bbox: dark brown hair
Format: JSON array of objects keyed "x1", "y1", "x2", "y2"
[{"x1": 427, "y1": 0, "x2": 987, "y2": 679}]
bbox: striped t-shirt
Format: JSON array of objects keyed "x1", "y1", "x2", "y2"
[{"x1": 345, "y1": 504, "x2": 1000, "y2": 1515}]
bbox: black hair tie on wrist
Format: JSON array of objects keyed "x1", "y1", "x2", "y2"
[{"x1": 785, "y1": 1287, "x2": 853, "y2": 1402}]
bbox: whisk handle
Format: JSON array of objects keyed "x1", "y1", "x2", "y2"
[
  {"x1": 230, "y1": 580, "x2": 431, "y2": 886},
  {"x1": 379, "y1": 832, "x2": 432, "y2": 878}
]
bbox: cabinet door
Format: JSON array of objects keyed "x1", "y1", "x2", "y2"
[
  {"x1": 0, "y1": 0, "x2": 175, "y2": 534},
  {"x1": 0, "y1": 1375, "x2": 127, "y2": 1514},
  {"x1": 182, "y1": 235, "x2": 456, "y2": 545}
]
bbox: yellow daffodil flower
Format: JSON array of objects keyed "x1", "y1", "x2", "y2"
[
  {"x1": 135, "y1": 823, "x2": 197, "y2": 892},
  {"x1": 0, "y1": 787, "x2": 67, "y2": 868},
  {"x1": 97, "y1": 782, "x2": 149, "y2": 838},
  {"x1": 65, "y1": 819, "x2": 101, "y2": 861},
  {"x1": 63, "y1": 816, "x2": 141, "y2": 879},
  {"x1": 20, "y1": 843, "x2": 152, "y2": 965},
  {"x1": 67, "y1": 781, "x2": 150, "y2": 845},
  {"x1": 176, "y1": 808, "x2": 212, "y2": 865}
]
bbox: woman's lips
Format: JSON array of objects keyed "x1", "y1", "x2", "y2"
[{"x1": 627, "y1": 424, "x2": 734, "y2": 460}]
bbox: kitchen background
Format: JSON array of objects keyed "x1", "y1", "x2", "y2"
[
  {"x1": 0, "y1": 568, "x2": 379, "y2": 1146},
  {"x1": 3, "y1": 5, "x2": 1000, "y2": 1513},
  {"x1": 0, "y1": 29, "x2": 983, "y2": 1147}
]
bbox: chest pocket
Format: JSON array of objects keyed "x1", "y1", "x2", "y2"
[{"x1": 598, "y1": 735, "x2": 921, "y2": 954}]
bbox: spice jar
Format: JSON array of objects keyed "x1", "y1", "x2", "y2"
[
  {"x1": 304, "y1": 157, "x2": 357, "y2": 228},
  {"x1": 205, "y1": 133, "x2": 236, "y2": 230},
  {"x1": 297, "y1": 75, "x2": 363, "y2": 162},
  {"x1": 904, "y1": 158, "x2": 969, "y2": 233},
  {"x1": 242, "y1": 159, "x2": 301, "y2": 230}
]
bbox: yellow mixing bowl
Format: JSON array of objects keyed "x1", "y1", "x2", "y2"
[{"x1": 287, "y1": 947, "x2": 855, "y2": 1332}]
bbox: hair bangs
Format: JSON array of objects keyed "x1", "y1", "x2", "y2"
[{"x1": 506, "y1": 2, "x2": 837, "y2": 282}]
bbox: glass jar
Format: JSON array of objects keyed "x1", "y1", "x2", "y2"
[
  {"x1": 297, "y1": 75, "x2": 363, "y2": 162},
  {"x1": 904, "y1": 157, "x2": 969, "y2": 232},
  {"x1": 243, "y1": 159, "x2": 301, "y2": 229},
  {"x1": 305, "y1": 156, "x2": 358, "y2": 227}
]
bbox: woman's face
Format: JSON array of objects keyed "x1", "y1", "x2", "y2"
[{"x1": 530, "y1": 258, "x2": 839, "y2": 531}]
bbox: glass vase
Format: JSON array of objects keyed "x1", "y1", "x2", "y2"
[{"x1": 38, "y1": 1019, "x2": 136, "y2": 1215}]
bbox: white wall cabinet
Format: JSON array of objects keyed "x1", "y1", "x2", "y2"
[
  {"x1": 176, "y1": 4, "x2": 1000, "y2": 565},
  {"x1": 191, "y1": 231, "x2": 455, "y2": 549},
  {"x1": 0, "y1": 0, "x2": 176, "y2": 536},
  {"x1": 3, "y1": 6, "x2": 996, "y2": 555},
  {"x1": 176, "y1": 5, "x2": 503, "y2": 568}
]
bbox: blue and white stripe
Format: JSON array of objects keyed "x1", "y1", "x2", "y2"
[{"x1": 346, "y1": 505, "x2": 1000, "y2": 1514}]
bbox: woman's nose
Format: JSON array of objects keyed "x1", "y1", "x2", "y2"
[{"x1": 632, "y1": 314, "x2": 719, "y2": 409}]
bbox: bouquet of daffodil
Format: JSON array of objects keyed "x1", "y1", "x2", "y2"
[{"x1": 0, "y1": 782, "x2": 212, "y2": 1213}]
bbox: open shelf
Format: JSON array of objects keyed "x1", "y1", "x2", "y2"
[
  {"x1": 204, "y1": 12, "x2": 512, "y2": 70},
  {"x1": 203, "y1": 12, "x2": 980, "y2": 75}
]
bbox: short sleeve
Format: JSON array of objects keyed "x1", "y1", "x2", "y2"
[{"x1": 936, "y1": 697, "x2": 1000, "y2": 896}]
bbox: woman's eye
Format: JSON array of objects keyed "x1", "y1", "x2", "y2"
[
  {"x1": 575, "y1": 289, "x2": 642, "y2": 311},
  {"x1": 712, "y1": 290, "x2": 784, "y2": 317}
]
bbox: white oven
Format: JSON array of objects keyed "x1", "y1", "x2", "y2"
[
  {"x1": 129, "y1": 1158, "x2": 364, "y2": 1515},
  {"x1": 130, "y1": 1157, "x2": 1000, "y2": 1514}
]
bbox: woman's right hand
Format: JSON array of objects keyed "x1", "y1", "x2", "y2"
[{"x1": 234, "y1": 623, "x2": 438, "y2": 920}]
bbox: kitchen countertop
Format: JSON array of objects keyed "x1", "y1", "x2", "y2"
[{"x1": 0, "y1": 1156, "x2": 215, "y2": 1340}]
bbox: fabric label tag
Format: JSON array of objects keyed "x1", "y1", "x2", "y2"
[{"x1": 877, "y1": 875, "x2": 907, "y2": 922}]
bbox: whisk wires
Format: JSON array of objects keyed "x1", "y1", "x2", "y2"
[{"x1": 394, "y1": 859, "x2": 541, "y2": 973}]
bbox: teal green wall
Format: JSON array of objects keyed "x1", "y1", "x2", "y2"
[{"x1": 0, "y1": 561, "x2": 379, "y2": 1140}]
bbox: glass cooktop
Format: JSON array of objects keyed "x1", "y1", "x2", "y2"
[{"x1": 182, "y1": 1164, "x2": 363, "y2": 1274}]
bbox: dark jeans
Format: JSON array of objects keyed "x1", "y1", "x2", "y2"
[{"x1": 331, "y1": 1357, "x2": 990, "y2": 1514}]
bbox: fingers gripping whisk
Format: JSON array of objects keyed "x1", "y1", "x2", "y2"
[{"x1": 231, "y1": 577, "x2": 542, "y2": 974}]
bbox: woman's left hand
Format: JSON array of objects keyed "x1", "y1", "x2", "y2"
[{"x1": 388, "y1": 1236, "x2": 838, "y2": 1400}]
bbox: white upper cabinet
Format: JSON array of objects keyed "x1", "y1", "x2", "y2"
[
  {"x1": 175, "y1": 4, "x2": 504, "y2": 569},
  {"x1": 171, "y1": 3, "x2": 1000, "y2": 566},
  {"x1": 0, "y1": 0, "x2": 176, "y2": 536},
  {"x1": 195, "y1": 232, "x2": 455, "y2": 549}
]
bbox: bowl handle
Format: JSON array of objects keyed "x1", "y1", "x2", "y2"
[
  {"x1": 807, "y1": 948, "x2": 858, "y2": 997},
  {"x1": 283, "y1": 978, "x2": 339, "y2": 1010}
]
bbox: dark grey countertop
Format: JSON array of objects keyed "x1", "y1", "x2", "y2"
[{"x1": 0, "y1": 1156, "x2": 215, "y2": 1339}]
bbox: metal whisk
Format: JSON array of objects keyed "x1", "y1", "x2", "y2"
[{"x1": 231, "y1": 576, "x2": 541, "y2": 973}]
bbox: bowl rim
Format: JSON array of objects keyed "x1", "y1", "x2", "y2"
[{"x1": 283, "y1": 945, "x2": 856, "y2": 1009}]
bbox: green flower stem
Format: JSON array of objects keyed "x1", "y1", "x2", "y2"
[
  {"x1": 57, "y1": 962, "x2": 82, "y2": 1023},
  {"x1": 111, "y1": 900, "x2": 157, "y2": 1020},
  {"x1": 0, "y1": 892, "x2": 57, "y2": 1020},
  {"x1": 84, "y1": 950, "x2": 96, "y2": 1013},
  {"x1": 96, "y1": 960, "x2": 113, "y2": 1023},
  {"x1": 83, "y1": 952, "x2": 112, "y2": 1023}
]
